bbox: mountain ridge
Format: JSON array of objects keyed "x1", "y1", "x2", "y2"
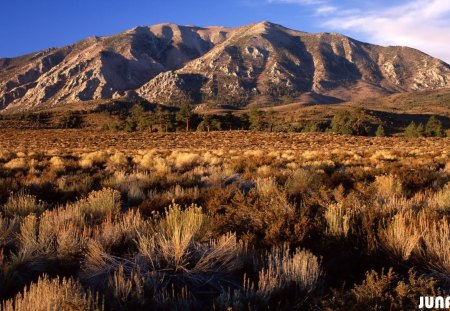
[{"x1": 1, "y1": 21, "x2": 450, "y2": 111}]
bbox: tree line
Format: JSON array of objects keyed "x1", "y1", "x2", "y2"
[
  {"x1": 103, "y1": 103, "x2": 243, "y2": 133},
  {"x1": 101, "y1": 103, "x2": 449, "y2": 137}
]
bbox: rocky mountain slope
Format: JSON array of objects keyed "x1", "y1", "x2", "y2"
[
  {"x1": 0, "y1": 24, "x2": 229, "y2": 111},
  {"x1": 1, "y1": 21, "x2": 450, "y2": 111}
]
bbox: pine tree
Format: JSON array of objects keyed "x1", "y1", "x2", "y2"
[
  {"x1": 308, "y1": 122, "x2": 320, "y2": 132},
  {"x1": 164, "y1": 111, "x2": 175, "y2": 132},
  {"x1": 122, "y1": 103, "x2": 151, "y2": 132},
  {"x1": 425, "y1": 116, "x2": 443, "y2": 137},
  {"x1": 330, "y1": 109, "x2": 370, "y2": 135},
  {"x1": 211, "y1": 119, "x2": 222, "y2": 131},
  {"x1": 266, "y1": 109, "x2": 277, "y2": 132},
  {"x1": 416, "y1": 123, "x2": 425, "y2": 137},
  {"x1": 131, "y1": 104, "x2": 149, "y2": 131},
  {"x1": 155, "y1": 106, "x2": 165, "y2": 132},
  {"x1": 404, "y1": 122, "x2": 418, "y2": 137},
  {"x1": 197, "y1": 115, "x2": 221, "y2": 132},
  {"x1": 198, "y1": 115, "x2": 212, "y2": 132},
  {"x1": 248, "y1": 107, "x2": 267, "y2": 131},
  {"x1": 223, "y1": 111, "x2": 234, "y2": 131},
  {"x1": 176, "y1": 103, "x2": 193, "y2": 132},
  {"x1": 148, "y1": 110, "x2": 158, "y2": 132},
  {"x1": 375, "y1": 125, "x2": 385, "y2": 137}
]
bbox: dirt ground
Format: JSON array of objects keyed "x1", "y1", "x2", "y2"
[{"x1": 1, "y1": 129, "x2": 449, "y2": 153}]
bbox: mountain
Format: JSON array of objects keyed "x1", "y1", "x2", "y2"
[
  {"x1": 0, "y1": 24, "x2": 229, "y2": 111},
  {"x1": 1, "y1": 21, "x2": 450, "y2": 111}
]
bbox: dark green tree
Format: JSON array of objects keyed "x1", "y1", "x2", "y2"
[
  {"x1": 58, "y1": 111, "x2": 84, "y2": 129},
  {"x1": 133, "y1": 104, "x2": 150, "y2": 131},
  {"x1": 266, "y1": 109, "x2": 277, "y2": 132},
  {"x1": 303, "y1": 121, "x2": 321, "y2": 133},
  {"x1": 148, "y1": 110, "x2": 159, "y2": 132},
  {"x1": 176, "y1": 103, "x2": 194, "y2": 132},
  {"x1": 375, "y1": 125, "x2": 385, "y2": 137},
  {"x1": 425, "y1": 116, "x2": 443, "y2": 137},
  {"x1": 248, "y1": 107, "x2": 267, "y2": 131},
  {"x1": 155, "y1": 106, "x2": 165, "y2": 132},
  {"x1": 165, "y1": 112, "x2": 176, "y2": 132},
  {"x1": 124, "y1": 103, "x2": 149, "y2": 132},
  {"x1": 197, "y1": 115, "x2": 222, "y2": 132},
  {"x1": 404, "y1": 122, "x2": 418, "y2": 137},
  {"x1": 416, "y1": 123, "x2": 425, "y2": 137},
  {"x1": 223, "y1": 111, "x2": 234, "y2": 131},
  {"x1": 330, "y1": 109, "x2": 370, "y2": 135}
]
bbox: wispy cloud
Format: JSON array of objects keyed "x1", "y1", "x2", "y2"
[
  {"x1": 267, "y1": 0, "x2": 325, "y2": 4},
  {"x1": 266, "y1": 0, "x2": 450, "y2": 63},
  {"x1": 315, "y1": 5, "x2": 337, "y2": 16},
  {"x1": 267, "y1": 0, "x2": 338, "y2": 18},
  {"x1": 324, "y1": 0, "x2": 450, "y2": 63}
]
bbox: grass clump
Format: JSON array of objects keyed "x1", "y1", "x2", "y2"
[
  {"x1": 77, "y1": 188, "x2": 121, "y2": 223},
  {"x1": 1, "y1": 275, "x2": 103, "y2": 311},
  {"x1": 258, "y1": 246, "x2": 322, "y2": 296},
  {"x1": 3, "y1": 158, "x2": 28, "y2": 170},
  {"x1": 3, "y1": 191, "x2": 45, "y2": 217}
]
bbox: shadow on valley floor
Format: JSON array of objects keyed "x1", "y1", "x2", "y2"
[{"x1": 370, "y1": 110, "x2": 450, "y2": 129}]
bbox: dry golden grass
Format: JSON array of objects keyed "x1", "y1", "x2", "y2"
[
  {"x1": 1, "y1": 275, "x2": 103, "y2": 311},
  {"x1": 324, "y1": 202, "x2": 352, "y2": 238},
  {"x1": 0, "y1": 131, "x2": 449, "y2": 310},
  {"x1": 76, "y1": 189, "x2": 121, "y2": 224},
  {"x1": 3, "y1": 158, "x2": 28, "y2": 170},
  {"x1": 0, "y1": 130, "x2": 447, "y2": 154},
  {"x1": 256, "y1": 246, "x2": 322, "y2": 296},
  {"x1": 107, "y1": 151, "x2": 128, "y2": 167},
  {"x1": 374, "y1": 175, "x2": 403, "y2": 199},
  {"x1": 3, "y1": 191, "x2": 45, "y2": 217},
  {"x1": 49, "y1": 156, "x2": 65, "y2": 169},
  {"x1": 378, "y1": 212, "x2": 421, "y2": 261},
  {"x1": 156, "y1": 203, "x2": 207, "y2": 270},
  {"x1": 79, "y1": 151, "x2": 108, "y2": 168},
  {"x1": 417, "y1": 214, "x2": 450, "y2": 276},
  {"x1": 432, "y1": 183, "x2": 450, "y2": 211}
]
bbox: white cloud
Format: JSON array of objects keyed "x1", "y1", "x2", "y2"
[
  {"x1": 316, "y1": 5, "x2": 337, "y2": 16},
  {"x1": 267, "y1": 0, "x2": 320, "y2": 4},
  {"x1": 266, "y1": 0, "x2": 335, "y2": 16},
  {"x1": 266, "y1": 0, "x2": 325, "y2": 5},
  {"x1": 323, "y1": 0, "x2": 450, "y2": 63}
]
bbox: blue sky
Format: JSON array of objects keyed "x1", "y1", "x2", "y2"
[{"x1": 2, "y1": 0, "x2": 450, "y2": 63}]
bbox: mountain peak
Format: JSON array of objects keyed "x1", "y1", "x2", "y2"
[
  {"x1": 255, "y1": 20, "x2": 276, "y2": 27},
  {"x1": 246, "y1": 21, "x2": 285, "y2": 32}
]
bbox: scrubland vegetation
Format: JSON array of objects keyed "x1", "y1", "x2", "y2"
[
  {"x1": 0, "y1": 132, "x2": 449, "y2": 310},
  {"x1": 2, "y1": 101, "x2": 449, "y2": 138}
]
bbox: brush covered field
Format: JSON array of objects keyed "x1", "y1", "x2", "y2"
[{"x1": 0, "y1": 131, "x2": 450, "y2": 310}]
